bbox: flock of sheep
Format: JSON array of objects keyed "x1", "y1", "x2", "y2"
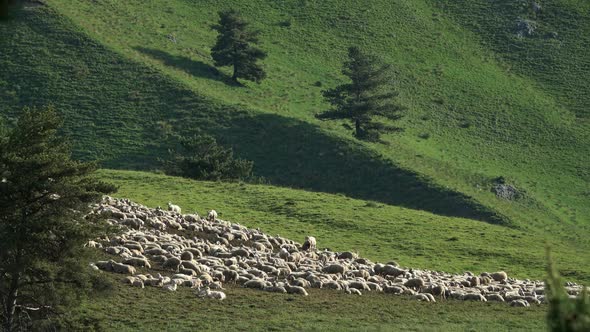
[{"x1": 87, "y1": 197, "x2": 585, "y2": 306}]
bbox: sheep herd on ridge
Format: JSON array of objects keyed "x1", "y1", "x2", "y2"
[{"x1": 86, "y1": 197, "x2": 585, "y2": 306}]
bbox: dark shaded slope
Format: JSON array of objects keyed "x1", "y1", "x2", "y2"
[
  {"x1": 0, "y1": 7, "x2": 503, "y2": 223},
  {"x1": 0, "y1": 7, "x2": 208, "y2": 167}
]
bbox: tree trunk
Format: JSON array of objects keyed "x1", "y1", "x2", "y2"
[
  {"x1": 355, "y1": 118, "x2": 362, "y2": 138},
  {"x1": 231, "y1": 47, "x2": 239, "y2": 83},
  {"x1": 3, "y1": 276, "x2": 19, "y2": 332},
  {"x1": 232, "y1": 65, "x2": 239, "y2": 83}
]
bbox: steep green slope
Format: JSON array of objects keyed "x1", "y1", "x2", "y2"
[
  {"x1": 0, "y1": 5, "x2": 504, "y2": 224},
  {"x1": 431, "y1": 0, "x2": 590, "y2": 118},
  {"x1": 46, "y1": 1, "x2": 589, "y2": 244},
  {"x1": 1, "y1": 0, "x2": 589, "y2": 279},
  {"x1": 97, "y1": 169, "x2": 588, "y2": 282}
]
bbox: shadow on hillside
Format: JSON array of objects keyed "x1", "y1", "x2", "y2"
[
  {"x1": 104, "y1": 106, "x2": 503, "y2": 224},
  {"x1": 190, "y1": 111, "x2": 505, "y2": 224},
  {"x1": 4, "y1": 9, "x2": 502, "y2": 224},
  {"x1": 134, "y1": 47, "x2": 235, "y2": 85}
]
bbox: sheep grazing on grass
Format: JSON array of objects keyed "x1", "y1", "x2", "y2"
[
  {"x1": 244, "y1": 279, "x2": 268, "y2": 290},
  {"x1": 338, "y1": 251, "x2": 357, "y2": 260},
  {"x1": 85, "y1": 240, "x2": 102, "y2": 249},
  {"x1": 264, "y1": 285, "x2": 287, "y2": 293},
  {"x1": 413, "y1": 294, "x2": 432, "y2": 302},
  {"x1": 348, "y1": 281, "x2": 371, "y2": 291},
  {"x1": 345, "y1": 288, "x2": 362, "y2": 296},
  {"x1": 486, "y1": 294, "x2": 505, "y2": 302},
  {"x1": 181, "y1": 260, "x2": 202, "y2": 273},
  {"x1": 164, "y1": 283, "x2": 177, "y2": 292},
  {"x1": 462, "y1": 293, "x2": 487, "y2": 302},
  {"x1": 323, "y1": 281, "x2": 342, "y2": 290},
  {"x1": 207, "y1": 210, "x2": 218, "y2": 222},
  {"x1": 197, "y1": 288, "x2": 226, "y2": 300},
  {"x1": 285, "y1": 285, "x2": 309, "y2": 296},
  {"x1": 404, "y1": 278, "x2": 424, "y2": 290},
  {"x1": 92, "y1": 197, "x2": 574, "y2": 308},
  {"x1": 491, "y1": 271, "x2": 508, "y2": 282},
  {"x1": 162, "y1": 257, "x2": 182, "y2": 272},
  {"x1": 167, "y1": 202, "x2": 181, "y2": 214},
  {"x1": 425, "y1": 284, "x2": 447, "y2": 299},
  {"x1": 380, "y1": 265, "x2": 405, "y2": 277},
  {"x1": 111, "y1": 261, "x2": 136, "y2": 275},
  {"x1": 323, "y1": 264, "x2": 346, "y2": 274},
  {"x1": 123, "y1": 257, "x2": 151, "y2": 269},
  {"x1": 301, "y1": 236, "x2": 317, "y2": 251},
  {"x1": 384, "y1": 285, "x2": 404, "y2": 294},
  {"x1": 95, "y1": 260, "x2": 113, "y2": 272},
  {"x1": 510, "y1": 299, "x2": 530, "y2": 307},
  {"x1": 180, "y1": 251, "x2": 194, "y2": 261}
]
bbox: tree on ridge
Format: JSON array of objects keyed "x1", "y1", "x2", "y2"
[
  {"x1": 319, "y1": 46, "x2": 405, "y2": 142},
  {"x1": 211, "y1": 9, "x2": 267, "y2": 84}
]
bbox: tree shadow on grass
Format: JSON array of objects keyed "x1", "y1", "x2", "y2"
[
  {"x1": 105, "y1": 104, "x2": 504, "y2": 224},
  {"x1": 3, "y1": 10, "x2": 503, "y2": 224},
  {"x1": 134, "y1": 47, "x2": 238, "y2": 86},
  {"x1": 194, "y1": 111, "x2": 506, "y2": 225}
]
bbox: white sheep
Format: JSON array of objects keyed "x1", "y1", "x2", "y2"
[
  {"x1": 84, "y1": 240, "x2": 102, "y2": 249},
  {"x1": 301, "y1": 236, "x2": 317, "y2": 251},
  {"x1": 413, "y1": 293, "x2": 431, "y2": 302},
  {"x1": 510, "y1": 299, "x2": 530, "y2": 307},
  {"x1": 163, "y1": 282, "x2": 177, "y2": 292},
  {"x1": 111, "y1": 261, "x2": 136, "y2": 275},
  {"x1": 167, "y1": 202, "x2": 181, "y2": 214},
  {"x1": 197, "y1": 288, "x2": 226, "y2": 300},
  {"x1": 345, "y1": 287, "x2": 362, "y2": 296},
  {"x1": 285, "y1": 284, "x2": 309, "y2": 296},
  {"x1": 207, "y1": 210, "x2": 218, "y2": 222},
  {"x1": 491, "y1": 271, "x2": 508, "y2": 282}
]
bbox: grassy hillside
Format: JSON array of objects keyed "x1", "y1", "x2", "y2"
[
  {"x1": 96, "y1": 169, "x2": 588, "y2": 282},
  {"x1": 0, "y1": 4, "x2": 505, "y2": 224},
  {"x1": 74, "y1": 251, "x2": 547, "y2": 331},
  {"x1": 1, "y1": 0, "x2": 588, "y2": 278},
  {"x1": 432, "y1": 0, "x2": 590, "y2": 118}
]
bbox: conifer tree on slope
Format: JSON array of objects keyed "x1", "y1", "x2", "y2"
[
  {"x1": 320, "y1": 46, "x2": 404, "y2": 142},
  {"x1": 211, "y1": 9, "x2": 267, "y2": 84},
  {"x1": 0, "y1": 107, "x2": 116, "y2": 331}
]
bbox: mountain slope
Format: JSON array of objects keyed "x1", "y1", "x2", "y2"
[
  {"x1": 48, "y1": 0, "x2": 590, "y2": 241},
  {"x1": 0, "y1": 1, "x2": 588, "y2": 279},
  {"x1": 0, "y1": 5, "x2": 504, "y2": 223},
  {"x1": 431, "y1": 0, "x2": 590, "y2": 118}
]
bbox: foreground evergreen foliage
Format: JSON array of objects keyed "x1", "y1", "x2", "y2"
[
  {"x1": 0, "y1": 0, "x2": 17, "y2": 19},
  {"x1": 162, "y1": 134, "x2": 253, "y2": 181},
  {"x1": 319, "y1": 46, "x2": 404, "y2": 142},
  {"x1": 546, "y1": 250, "x2": 590, "y2": 331},
  {"x1": 211, "y1": 9, "x2": 267, "y2": 84},
  {"x1": 0, "y1": 107, "x2": 115, "y2": 331}
]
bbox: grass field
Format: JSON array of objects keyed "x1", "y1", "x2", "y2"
[{"x1": 74, "y1": 254, "x2": 547, "y2": 332}]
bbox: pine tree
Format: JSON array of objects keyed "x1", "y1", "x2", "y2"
[
  {"x1": 319, "y1": 46, "x2": 404, "y2": 142},
  {"x1": 162, "y1": 133, "x2": 253, "y2": 181},
  {"x1": 0, "y1": 0, "x2": 15, "y2": 19},
  {"x1": 211, "y1": 9, "x2": 267, "y2": 84},
  {"x1": 0, "y1": 107, "x2": 116, "y2": 331}
]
